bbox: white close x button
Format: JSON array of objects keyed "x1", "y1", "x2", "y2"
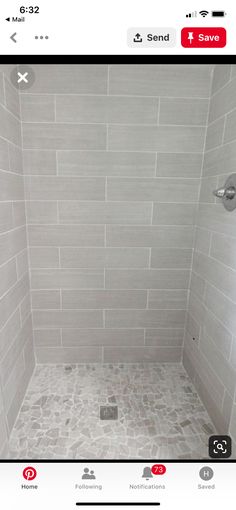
[{"x1": 17, "y1": 72, "x2": 29, "y2": 84}]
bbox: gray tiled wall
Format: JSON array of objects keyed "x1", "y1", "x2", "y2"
[
  {"x1": 0, "y1": 70, "x2": 34, "y2": 457},
  {"x1": 183, "y1": 65, "x2": 236, "y2": 446},
  {"x1": 20, "y1": 64, "x2": 211, "y2": 364}
]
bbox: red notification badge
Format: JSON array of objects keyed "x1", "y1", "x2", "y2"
[{"x1": 151, "y1": 464, "x2": 166, "y2": 475}]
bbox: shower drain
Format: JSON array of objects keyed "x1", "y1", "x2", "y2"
[{"x1": 100, "y1": 405, "x2": 118, "y2": 420}]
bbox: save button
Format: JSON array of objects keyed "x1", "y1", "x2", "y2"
[{"x1": 181, "y1": 27, "x2": 226, "y2": 47}]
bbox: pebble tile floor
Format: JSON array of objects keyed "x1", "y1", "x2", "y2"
[{"x1": 9, "y1": 363, "x2": 216, "y2": 459}]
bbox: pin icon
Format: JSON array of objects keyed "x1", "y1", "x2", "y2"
[{"x1": 23, "y1": 467, "x2": 37, "y2": 480}]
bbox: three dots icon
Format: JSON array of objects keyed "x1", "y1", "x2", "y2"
[{"x1": 35, "y1": 35, "x2": 49, "y2": 40}]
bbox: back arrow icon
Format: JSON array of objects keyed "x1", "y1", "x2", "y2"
[{"x1": 10, "y1": 32, "x2": 17, "y2": 43}]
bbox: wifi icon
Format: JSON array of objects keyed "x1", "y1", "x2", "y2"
[{"x1": 199, "y1": 10, "x2": 209, "y2": 17}]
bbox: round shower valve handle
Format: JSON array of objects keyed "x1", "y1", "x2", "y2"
[
  {"x1": 212, "y1": 174, "x2": 236, "y2": 211},
  {"x1": 213, "y1": 186, "x2": 236, "y2": 199}
]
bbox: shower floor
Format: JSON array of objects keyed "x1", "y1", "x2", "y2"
[{"x1": 8, "y1": 363, "x2": 216, "y2": 459}]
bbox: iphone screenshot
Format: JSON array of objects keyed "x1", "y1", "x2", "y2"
[{"x1": 0, "y1": 0, "x2": 235, "y2": 508}]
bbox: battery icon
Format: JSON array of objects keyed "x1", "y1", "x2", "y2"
[{"x1": 211, "y1": 11, "x2": 226, "y2": 17}]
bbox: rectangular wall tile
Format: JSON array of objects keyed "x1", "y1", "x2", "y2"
[
  {"x1": 193, "y1": 251, "x2": 236, "y2": 302},
  {"x1": 148, "y1": 289, "x2": 188, "y2": 309},
  {"x1": 106, "y1": 225, "x2": 194, "y2": 248},
  {"x1": 34, "y1": 329, "x2": 61, "y2": 347},
  {"x1": 23, "y1": 150, "x2": 57, "y2": 175},
  {"x1": 103, "y1": 346, "x2": 182, "y2": 363},
  {"x1": 197, "y1": 203, "x2": 236, "y2": 238},
  {"x1": 31, "y1": 290, "x2": 61, "y2": 309},
  {"x1": 150, "y1": 248, "x2": 192, "y2": 268},
  {"x1": 60, "y1": 247, "x2": 149, "y2": 268},
  {"x1": 33, "y1": 310, "x2": 103, "y2": 328},
  {"x1": 26, "y1": 201, "x2": 58, "y2": 224},
  {"x1": 105, "y1": 269, "x2": 189, "y2": 289},
  {"x1": 203, "y1": 140, "x2": 236, "y2": 177},
  {"x1": 211, "y1": 233, "x2": 236, "y2": 270},
  {"x1": 211, "y1": 65, "x2": 231, "y2": 94},
  {"x1": 203, "y1": 309, "x2": 232, "y2": 361},
  {"x1": 205, "y1": 117, "x2": 225, "y2": 151},
  {"x1": 23, "y1": 123, "x2": 106, "y2": 150},
  {"x1": 156, "y1": 153, "x2": 202, "y2": 178},
  {"x1": 109, "y1": 65, "x2": 211, "y2": 97},
  {"x1": 145, "y1": 328, "x2": 184, "y2": 346},
  {"x1": 24, "y1": 176, "x2": 105, "y2": 200},
  {"x1": 62, "y1": 289, "x2": 147, "y2": 309},
  {"x1": 107, "y1": 177, "x2": 199, "y2": 202},
  {"x1": 105, "y1": 309, "x2": 186, "y2": 328},
  {"x1": 61, "y1": 328, "x2": 144, "y2": 346},
  {"x1": 28, "y1": 225, "x2": 105, "y2": 246},
  {"x1": 31, "y1": 269, "x2": 104, "y2": 290},
  {"x1": 224, "y1": 108, "x2": 236, "y2": 143},
  {"x1": 35, "y1": 346, "x2": 102, "y2": 363},
  {"x1": 108, "y1": 125, "x2": 205, "y2": 152},
  {"x1": 20, "y1": 94, "x2": 55, "y2": 122},
  {"x1": 200, "y1": 332, "x2": 236, "y2": 397},
  {"x1": 159, "y1": 98, "x2": 208, "y2": 126},
  {"x1": 153, "y1": 203, "x2": 197, "y2": 225},
  {"x1": 209, "y1": 76, "x2": 236, "y2": 122},
  {"x1": 29, "y1": 247, "x2": 59, "y2": 268},
  {"x1": 205, "y1": 283, "x2": 236, "y2": 332},
  {"x1": 58, "y1": 151, "x2": 156, "y2": 177},
  {"x1": 59, "y1": 201, "x2": 151, "y2": 225},
  {"x1": 56, "y1": 95, "x2": 158, "y2": 124}
]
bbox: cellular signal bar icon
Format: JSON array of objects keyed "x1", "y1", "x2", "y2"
[{"x1": 186, "y1": 11, "x2": 197, "y2": 18}]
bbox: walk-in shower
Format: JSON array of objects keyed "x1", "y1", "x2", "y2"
[{"x1": 0, "y1": 63, "x2": 236, "y2": 459}]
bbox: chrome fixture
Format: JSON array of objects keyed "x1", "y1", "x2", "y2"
[{"x1": 213, "y1": 173, "x2": 236, "y2": 211}]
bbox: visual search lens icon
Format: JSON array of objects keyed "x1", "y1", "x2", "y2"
[{"x1": 209, "y1": 435, "x2": 232, "y2": 458}]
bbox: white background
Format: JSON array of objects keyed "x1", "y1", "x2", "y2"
[
  {"x1": 0, "y1": 461, "x2": 235, "y2": 509},
  {"x1": 0, "y1": 0, "x2": 234, "y2": 54}
]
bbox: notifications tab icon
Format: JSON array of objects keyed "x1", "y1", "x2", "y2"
[{"x1": 181, "y1": 27, "x2": 226, "y2": 47}]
